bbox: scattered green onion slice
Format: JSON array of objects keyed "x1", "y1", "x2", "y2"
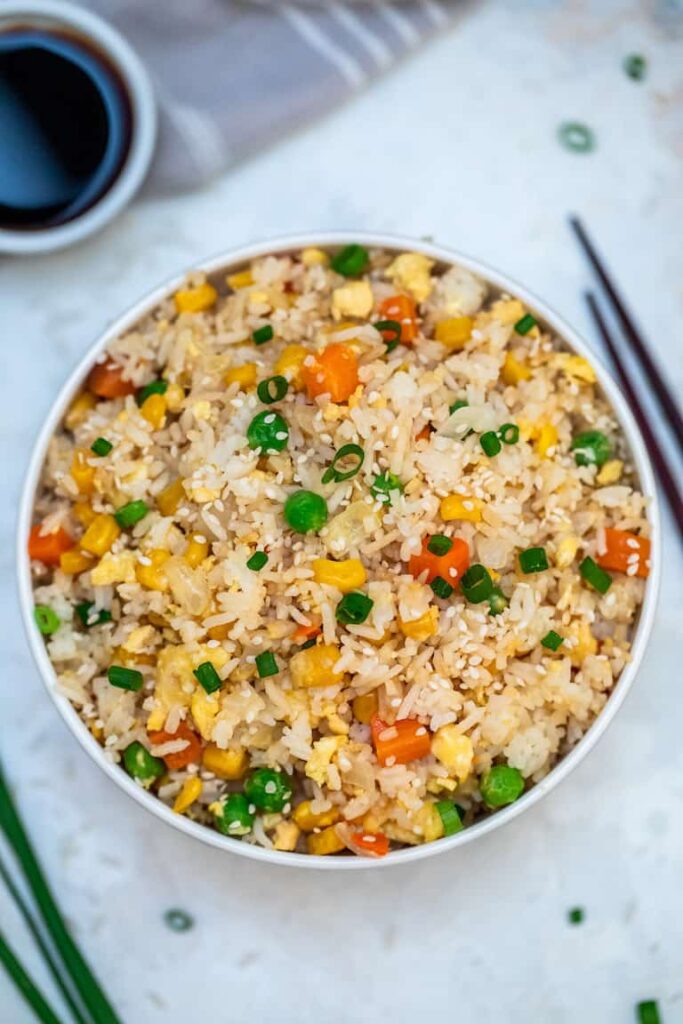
[
  {"x1": 244, "y1": 767, "x2": 293, "y2": 813},
  {"x1": 123, "y1": 741, "x2": 164, "y2": 784},
  {"x1": 213, "y1": 793, "x2": 254, "y2": 836},
  {"x1": 542, "y1": 630, "x2": 564, "y2": 652},
  {"x1": 371, "y1": 472, "x2": 403, "y2": 505},
  {"x1": 460, "y1": 564, "x2": 494, "y2": 604},
  {"x1": 164, "y1": 909, "x2": 194, "y2": 933},
  {"x1": 449, "y1": 399, "x2": 469, "y2": 415},
  {"x1": 252, "y1": 324, "x2": 274, "y2": 345},
  {"x1": 247, "y1": 550, "x2": 268, "y2": 572},
  {"x1": 558, "y1": 121, "x2": 595, "y2": 154},
  {"x1": 637, "y1": 1000, "x2": 661, "y2": 1024},
  {"x1": 579, "y1": 556, "x2": 612, "y2": 594},
  {"x1": 255, "y1": 651, "x2": 279, "y2": 678},
  {"x1": 568, "y1": 907, "x2": 584, "y2": 926},
  {"x1": 518, "y1": 546, "x2": 549, "y2": 574},
  {"x1": 75, "y1": 602, "x2": 112, "y2": 628},
  {"x1": 624, "y1": 53, "x2": 646, "y2": 81},
  {"x1": 499, "y1": 423, "x2": 520, "y2": 445},
  {"x1": 321, "y1": 443, "x2": 365, "y2": 484},
  {"x1": 571, "y1": 430, "x2": 611, "y2": 468},
  {"x1": 193, "y1": 661, "x2": 222, "y2": 694},
  {"x1": 514, "y1": 313, "x2": 537, "y2": 336},
  {"x1": 336, "y1": 591, "x2": 374, "y2": 625},
  {"x1": 480, "y1": 764, "x2": 525, "y2": 808},
  {"x1": 480, "y1": 431, "x2": 502, "y2": 457},
  {"x1": 136, "y1": 379, "x2": 168, "y2": 406},
  {"x1": 107, "y1": 665, "x2": 143, "y2": 692},
  {"x1": 435, "y1": 801, "x2": 464, "y2": 837},
  {"x1": 283, "y1": 490, "x2": 328, "y2": 533},
  {"x1": 246, "y1": 410, "x2": 289, "y2": 453},
  {"x1": 427, "y1": 535, "x2": 452, "y2": 556},
  {"x1": 257, "y1": 375, "x2": 288, "y2": 404},
  {"x1": 114, "y1": 500, "x2": 149, "y2": 529},
  {"x1": 374, "y1": 319, "x2": 402, "y2": 352},
  {"x1": 331, "y1": 244, "x2": 369, "y2": 278},
  {"x1": 430, "y1": 576, "x2": 454, "y2": 600},
  {"x1": 34, "y1": 605, "x2": 60, "y2": 636},
  {"x1": 299, "y1": 637, "x2": 317, "y2": 651},
  {"x1": 90, "y1": 437, "x2": 112, "y2": 457},
  {"x1": 488, "y1": 588, "x2": 509, "y2": 616}
]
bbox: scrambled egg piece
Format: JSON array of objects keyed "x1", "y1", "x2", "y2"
[
  {"x1": 555, "y1": 535, "x2": 580, "y2": 569},
  {"x1": 305, "y1": 736, "x2": 347, "y2": 786},
  {"x1": 331, "y1": 281, "x2": 373, "y2": 320},
  {"x1": 122, "y1": 625, "x2": 156, "y2": 653},
  {"x1": 147, "y1": 646, "x2": 195, "y2": 731},
  {"x1": 552, "y1": 353, "x2": 596, "y2": 384},
  {"x1": 90, "y1": 552, "x2": 136, "y2": 587},
  {"x1": 385, "y1": 252, "x2": 434, "y2": 302},
  {"x1": 597, "y1": 459, "x2": 623, "y2": 485},
  {"x1": 431, "y1": 727, "x2": 474, "y2": 783},
  {"x1": 191, "y1": 688, "x2": 220, "y2": 741}
]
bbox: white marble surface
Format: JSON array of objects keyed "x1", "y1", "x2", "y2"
[{"x1": 2, "y1": 2, "x2": 682, "y2": 1022}]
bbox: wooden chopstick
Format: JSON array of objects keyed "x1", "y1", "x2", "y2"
[
  {"x1": 585, "y1": 291, "x2": 683, "y2": 537},
  {"x1": 570, "y1": 215, "x2": 683, "y2": 451}
]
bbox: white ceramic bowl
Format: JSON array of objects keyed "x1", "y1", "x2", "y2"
[{"x1": 17, "y1": 233, "x2": 661, "y2": 869}]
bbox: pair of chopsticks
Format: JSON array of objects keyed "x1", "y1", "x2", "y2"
[
  {"x1": 570, "y1": 215, "x2": 683, "y2": 538},
  {"x1": 0, "y1": 761, "x2": 121, "y2": 1024}
]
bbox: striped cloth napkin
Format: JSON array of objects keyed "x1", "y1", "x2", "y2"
[{"x1": 90, "y1": 0, "x2": 460, "y2": 191}]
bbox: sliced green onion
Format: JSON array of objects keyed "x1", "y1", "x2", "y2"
[
  {"x1": 246, "y1": 410, "x2": 289, "y2": 453},
  {"x1": 107, "y1": 665, "x2": 143, "y2": 692},
  {"x1": 430, "y1": 576, "x2": 454, "y2": 600},
  {"x1": 371, "y1": 471, "x2": 403, "y2": 505},
  {"x1": 579, "y1": 556, "x2": 612, "y2": 594},
  {"x1": 213, "y1": 793, "x2": 254, "y2": 836},
  {"x1": 114, "y1": 500, "x2": 148, "y2": 529},
  {"x1": 321, "y1": 443, "x2": 365, "y2": 485},
  {"x1": 637, "y1": 1000, "x2": 661, "y2": 1024},
  {"x1": 255, "y1": 651, "x2": 279, "y2": 678},
  {"x1": 164, "y1": 908, "x2": 194, "y2": 933},
  {"x1": 123, "y1": 742, "x2": 164, "y2": 784},
  {"x1": 75, "y1": 602, "x2": 112, "y2": 628},
  {"x1": 0, "y1": 928, "x2": 66, "y2": 1024},
  {"x1": 558, "y1": 121, "x2": 595, "y2": 154},
  {"x1": 283, "y1": 490, "x2": 328, "y2": 533},
  {"x1": 435, "y1": 801, "x2": 464, "y2": 837},
  {"x1": 257, "y1": 375, "x2": 288, "y2": 404},
  {"x1": 336, "y1": 592, "x2": 374, "y2": 625},
  {"x1": 499, "y1": 423, "x2": 520, "y2": 445},
  {"x1": 33, "y1": 606, "x2": 60, "y2": 636},
  {"x1": 449, "y1": 399, "x2": 469, "y2": 415},
  {"x1": 460, "y1": 564, "x2": 494, "y2": 604},
  {"x1": 480, "y1": 764, "x2": 525, "y2": 808},
  {"x1": 136, "y1": 379, "x2": 167, "y2": 406},
  {"x1": 374, "y1": 319, "x2": 402, "y2": 352},
  {"x1": 252, "y1": 324, "x2": 274, "y2": 345},
  {"x1": 480, "y1": 431, "x2": 502, "y2": 457},
  {"x1": 427, "y1": 535, "x2": 452, "y2": 556},
  {"x1": 518, "y1": 546, "x2": 549, "y2": 574},
  {"x1": 247, "y1": 550, "x2": 268, "y2": 572},
  {"x1": 541, "y1": 630, "x2": 564, "y2": 652},
  {"x1": 90, "y1": 437, "x2": 112, "y2": 457},
  {"x1": 514, "y1": 313, "x2": 537, "y2": 335},
  {"x1": 193, "y1": 661, "x2": 222, "y2": 694},
  {"x1": 624, "y1": 53, "x2": 646, "y2": 81},
  {"x1": 488, "y1": 588, "x2": 509, "y2": 616},
  {"x1": 331, "y1": 244, "x2": 369, "y2": 278},
  {"x1": 299, "y1": 637, "x2": 317, "y2": 651},
  {"x1": 568, "y1": 907, "x2": 584, "y2": 925},
  {"x1": 571, "y1": 430, "x2": 611, "y2": 468}
]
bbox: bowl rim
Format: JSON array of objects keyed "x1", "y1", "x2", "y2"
[{"x1": 16, "y1": 231, "x2": 661, "y2": 869}]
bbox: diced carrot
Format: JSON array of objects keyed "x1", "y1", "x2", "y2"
[
  {"x1": 148, "y1": 721, "x2": 202, "y2": 770},
  {"x1": 379, "y1": 294, "x2": 418, "y2": 343},
  {"x1": 350, "y1": 831, "x2": 390, "y2": 858},
  {"x1": 371, "y1": 714, "x2": 431, "y2": 766},
  {"x1": 87, "y1": 360, "x2": 135, "y2": 399},
  {"x1": 596, "y1": 527, "x2": 651, "y2": 579},
  {"x1": 292, "y1": 618, "x2": 321, "y2": 644},
  {"x1": 302, "y1": 343, "x2": 359, "y2": 403},
  {"x1": 408, "y1": 536, "x2": 470, "y2": 586},
  {"x1": 28, "y1": 524, "x2": 74, "y2": 566},
  {"x1": 416, "y1": 424, "x2": 432, "y2": 442}
]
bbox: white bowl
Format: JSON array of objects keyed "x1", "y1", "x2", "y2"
[{"x1": 17, "y1": 233, "x2": 661, "y2": 869}]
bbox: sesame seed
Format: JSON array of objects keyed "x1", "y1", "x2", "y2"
[{"x1": 385, "y1": 756, "x2": 396, "y2": 767}]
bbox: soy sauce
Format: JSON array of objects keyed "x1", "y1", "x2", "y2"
[{"x1": 0, "y1": 28, "x2": 132, "y2": 230}]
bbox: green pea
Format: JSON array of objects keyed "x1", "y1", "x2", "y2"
[
  {"x1": 246, "y1": 410, "x2": 289, "y2": 453},
  {"x1": 571, "y1": 430, "x2": 611, "y2": 468},
  {"x1": 283, "y1": 490, "x2": 328, "y2": 533},
  {"x1": 244, "y1": 768, "x2": 293, "y2": 812},
  {"x1": 331, "y1": 244, "x2": 369, "y2": 278},
  {"x1": 122, "y1": 742, "x2": 165, "y2": 786},
  {"x1": 213, "y1": 793, "x2": 254, "y2": 837},
  {"x1": 480, "y1": 764, "x2": 525, "y2": 808},
  {"x1": 371, "y1": 471, "x2": 403, "y2": 506}
]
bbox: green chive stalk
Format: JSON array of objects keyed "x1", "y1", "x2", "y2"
[{"x1": 0, "y1": 928, "x2": 66, "y2": 1024}]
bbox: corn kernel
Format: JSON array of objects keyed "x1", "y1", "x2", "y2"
[
  {"x1": 202, "y1": 744, "x2": 248, "y2": 780},
  {"x1": 135, "y1": 549, "x2": 170, "y2": 591},
  {"x1": 207, "y1": 622, "x2": 231, "y2": 642},
  {"x1": 352, "y1": 692, "x2": 378, "y2": 725},
  {"x1": 426, "y1": 777, "x2": 458, "y2": 795},
  {"x1": 290, "y1": 644, "x2": 343, "y2": 689},
  {"x1": 569, "y1": 621, "x2": 597, "y2": 666},
  {"x1": 157, "y1": 477, "x2": 186, "y2": 517},
  {"x1": 89, "y1": 721, "x2": 104, "y2": 742},
  {"x1": 597, "y1": 459, "x2": 623, "y2": 485},
  {"x1": 173, "y1": 776, "x2": 203, "y2": 815},
  {"x1": 398, "y1": 606, "x2": 439, "y2": 643},
  {"x1": 440, "y1": 494, "x2": 482, "y2": 523},
  {"x1": 140, "y1": 393, "x2": 167, "y2": 430},
  {"x1": 174, "y1": 282, "x2": 217, "y2": 314},
  {"x1": 502, "y1": 352, "x2": 531, "y2": 385},
  {"x1": 111, "y1": 645, "x2": 155, "y2": 667},
  {"x1": 306, "y1": 825, "x2": 345, "y2": 856},
  {"x1": 91, "y1": 552, "x2": 136, "y2": 586},
  {"x1": 274, "y1": 345, "x2": 308, "y2": 385},
  {"x1": 164, "y1": 382, "x2": 185, "y2": 412},
  {"x1": 65, "y1": 392, "x2": 96, "y2": 431},
  {"x1": 273, "y1": 821, "x2": 300, "y2": 852},
  {"x1": 312, "y1": 557, "x2": 366, "y2": 593},
  {"x1": 413, "y1": 801, "x2": 445, "y2": 843},
  {"x1": 80, "y1": 514, "x2": 120, "y2": 557},
  {"x1": 293, "y1": 800, "x2": 341, "y2": 832},
  {"x1": 226, "y1": 269, "x2": 254, "y2": 290},
  {"x1": 59, "y1": 549, "x2": 94, "y2": 575},
  {"x1": 184, "y1": 535, "x2": 209, "y2": 568},
  {"x1": 536, "y1": 422, "x2": 558, "y2": 459},
  {"x1": 224, "y1": 363, "x2": 257, "y2": 389},
  {"x1": 434, "y1": 316, "x2": 473, "y2": 351},
  {"x1": 555, "y1": 536, "x2": 579, "y2": 569},
  {"x1": 70, "y1": 449, "x2": 96, "y2": 495},
  {"x1": 301, "y1": 247, "x2": 329, "y2": 267},
  {"x1": 431, "y1": 727, "x2": 473, "y2": 783},
  {"x1": 492, "y1": 298, "x2": 525, "y2": 325},
  {"x1": 73, "y1": 502, "x2": 97, "y2": 527}
]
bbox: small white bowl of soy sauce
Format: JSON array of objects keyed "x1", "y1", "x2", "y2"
[{"x1": 0, "y1": 0, "x2": 156, "y2": 253}]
